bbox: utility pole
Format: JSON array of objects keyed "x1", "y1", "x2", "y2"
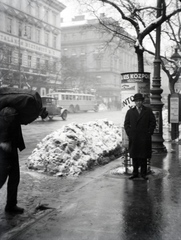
[
  {"x1": 150, "y1": 0, "x2": 167, "y2": 153},
  {"x1": 18, "y1": 27, "x2": 21, "y2": 88}
]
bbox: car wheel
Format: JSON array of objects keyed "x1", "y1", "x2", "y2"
[
  {"x1": 75, "y1": 105, "x2": 80, "y2": 113},
  {"x1": 62, "y1": 110, "x2": 67, "y2": 120},
  {"x1": 69, "y1": 105, "x2": 75, "y2": 113},
  {"x1": 48, "y1": 115, "x2": 53, "y2": 120}
]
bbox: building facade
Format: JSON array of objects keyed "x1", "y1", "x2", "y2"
[
  {"x1": 61, "y1": 15, "x2": 137, "y2": 107},
  {"x1": 0, "y1": 0, "x2": 65, "y2": 96}
]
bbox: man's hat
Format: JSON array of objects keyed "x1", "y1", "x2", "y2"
[{"x1": 133, "y1": 93, "x2": 144, "y2": 101}]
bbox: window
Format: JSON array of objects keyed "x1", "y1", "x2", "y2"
[
  {"x1": 53, "y1": 35, "x2": 57, "y2": 48},
  {"x1": 19, "y1": 1, "x2": 22, "y2": 10},
  {"x1": 27, "y1": 3, "x2": 32, "y2": 15},
  {"x1": 52, "y1": 12, "x2": 56, "y2": 25},
  {"x1": 45, "y1": 8, "x2": 49, "y2": 22},
  {"x1": 19, "y1": 53, "x2": 22, "y2": 66},
  {"x1": 45, "y1": 59, "x2": 49, "y2": 69},
  {"x1": 24, "y1": 25, "x2": 27, "y2": 37},
  {"x1": 96, "y1": 58, "x2": 101, "y2": 69},
  {"x1": 7, "y1": 17, "x2": 12, "y2": 33},
  {"x1": 36, "y1": 5, "x2": 40, "y2": 18},
  {"x1": 80, "y1": 58, "x2": 85, "y2": 68},
  {"x1": 36, "y1": 58, "x2": 40, "y2": 68},
  {"x1": 28, "y1": 55, "x2": 32, "y2": 67},
  {"x1": 27, "y1": 26, "x2": 32, "y2": 40},
  {"x1": 36, "y1": 28, "x2": 40, "y2": 43},
  {"x1": 7, "y1": 50, "x2": 12, "y2": 64},
  {"x1": 45, "y1": 32, "x2": 49, "y2": 46},
  {"x1": 18, "y1": 21, "x2": 22, "y2": 36},
  {"x1": 53, "y1": 61, "x2": 56, "y2": 71}
]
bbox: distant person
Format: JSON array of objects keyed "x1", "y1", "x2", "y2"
[
  {"x1": 124, "y1": 93, "x2": 156, "y2": 180},
  {"x1": 0, "y1": 107, "x2": 25, "y2": 214}
]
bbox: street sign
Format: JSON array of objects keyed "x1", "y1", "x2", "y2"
[{"x1": 168, "y1": 94, "x2": 179, "y2": 123}]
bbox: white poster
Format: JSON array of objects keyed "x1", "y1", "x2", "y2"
[{"x1": 120, "y1": 72, "x2": 150, "y2": 127}]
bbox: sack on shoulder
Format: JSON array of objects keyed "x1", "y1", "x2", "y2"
[{"x1": 0, "y1": 87, "x2": 43, "y2": 124}]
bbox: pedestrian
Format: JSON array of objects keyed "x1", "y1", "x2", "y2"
[
  {"x1": 124, "y1": 93, "x2": 156, "y2": 180},
  {"x1": 0, "y1": 107, "x2": 25, "y2": 214}
]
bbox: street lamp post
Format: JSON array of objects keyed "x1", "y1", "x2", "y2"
[
  {"x1": 150, "y1": 0, "x2": 167, "y2": 153},
  {"x1": 18, "y1": 28, "x2": 22, "y2": 88},
  {"x1": 170, "y1": 48, "x2": 181, "y2": 140},
  {"x1": 0, "y1": 48, "x2": 3, "y2": 87}
]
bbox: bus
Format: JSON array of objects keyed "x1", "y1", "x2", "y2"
[{"x1": 47, "y1": 91, "x2": 97, "y2": 113}]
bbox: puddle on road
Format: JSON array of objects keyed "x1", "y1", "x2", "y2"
[{"x1": 105, "y1": 166, "x2": 168, "y2": 180}]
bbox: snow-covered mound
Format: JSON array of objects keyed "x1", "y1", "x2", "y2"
[{"x1": 27, "y1": 119, "x2": 122, "y2": 177}]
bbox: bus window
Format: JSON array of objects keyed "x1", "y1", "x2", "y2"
[
  {"x1": 46, "y1": 92, "x2": 96, "y2": 111},
  {"x1": 52, "y1": 94, "x2": 58, "y2": 100}
]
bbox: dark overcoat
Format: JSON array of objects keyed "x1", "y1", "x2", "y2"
[
  {"x1": 124, "y1": 105, "x2": 156, "y2": 158},
  {"x1": 0, "y1": 108, "x2": 25, "y2": 151}
]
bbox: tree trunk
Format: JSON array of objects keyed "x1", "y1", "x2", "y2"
[
  {"x1": 169, "y1": 76, "x2": 179, "y2": 94},
  {"x1": 135, "y1": 46, "x2": 144, "y2": 72},
  {"x1": 169, "y1": 78, "x2": 175, "y2": 94}
]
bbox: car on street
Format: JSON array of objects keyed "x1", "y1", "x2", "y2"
[{"x1": 41, "y1": 96, "x2": 68, "y2": 120}]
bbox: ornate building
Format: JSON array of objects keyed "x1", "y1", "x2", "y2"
[
  {"x1": 0, "y1": 0, "x2": 65, "y2": 96},
  {"x1": 61, "y1": 15, "x2": 137, "y2": 106}
]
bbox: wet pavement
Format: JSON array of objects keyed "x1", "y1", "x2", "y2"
[{"x1": 1, "y1": 140, "x2": 181, "y2": 239}]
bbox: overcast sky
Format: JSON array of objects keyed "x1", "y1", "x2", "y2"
[
  {"x1": 59, "y1": 0, "x2": 159, "y2": 22},
  {"x1": 60, "y1": 0, "x2": 81, "y2": 22}
]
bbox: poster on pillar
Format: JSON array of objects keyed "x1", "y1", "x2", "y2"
[{"x1": 120, "y1": 72, "x2": 150, "y2": 127}]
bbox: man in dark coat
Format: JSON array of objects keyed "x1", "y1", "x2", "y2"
[
  {"x1": 0, "y1": 107, "x2": 25, "y2": 214},
  {"x1": 124, "y1": 93, "x2": 156, "y2": 180}
]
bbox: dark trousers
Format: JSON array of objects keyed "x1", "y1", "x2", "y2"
[
  {"x1": 132, "y1": 158, "x2": 147, "y2": 177},
  {"x1": 0, "y1": 147, "x2": 20, "y2": 207}
]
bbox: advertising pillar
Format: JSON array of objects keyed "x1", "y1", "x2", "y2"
[{"x1": 120, "y1": 72, "x2": 150, "y2": 126}]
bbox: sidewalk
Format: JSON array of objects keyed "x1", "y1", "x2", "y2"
[{"x1": 1, "y1": 141, "x2": 181, "y2": 240}]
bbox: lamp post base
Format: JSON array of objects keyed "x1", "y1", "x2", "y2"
[
  {"x1": 150, "y1": 103, "x2": 167, "y2": 154},
  {"x1": 152, "y1": 135, "x2": 167, "y2": 154}
]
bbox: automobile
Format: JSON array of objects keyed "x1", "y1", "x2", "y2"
[{"x1": 41, "y1": 96, "x2": 68, "y2": 120}]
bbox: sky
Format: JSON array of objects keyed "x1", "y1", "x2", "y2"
[
  {"x1": 60, "y1": 0, "x2": 81, "y2": 22},
  {"x1": 59, "y1": 0, "x2": 159, "y2": 23},
  {"x1": 59, "y1": 0, "x2": 175, "y2": 55}
]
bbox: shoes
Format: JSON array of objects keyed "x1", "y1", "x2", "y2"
[
  {"x1": 141, "y1": 176, "x2": 148, "y2": 180},
  {"x1": 5, "y1": 205, "x2": 24, "y2": 214},
  {"x1": 129, "y1": 175, "x2": 148, "y2": 180},
  {"x1": 129, "y1": 175, "x2": 139, "y2": 180}
]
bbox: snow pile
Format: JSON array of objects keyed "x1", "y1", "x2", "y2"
[{"x1": 27, "y1": 119, "x2": 122, "y2": 177}]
